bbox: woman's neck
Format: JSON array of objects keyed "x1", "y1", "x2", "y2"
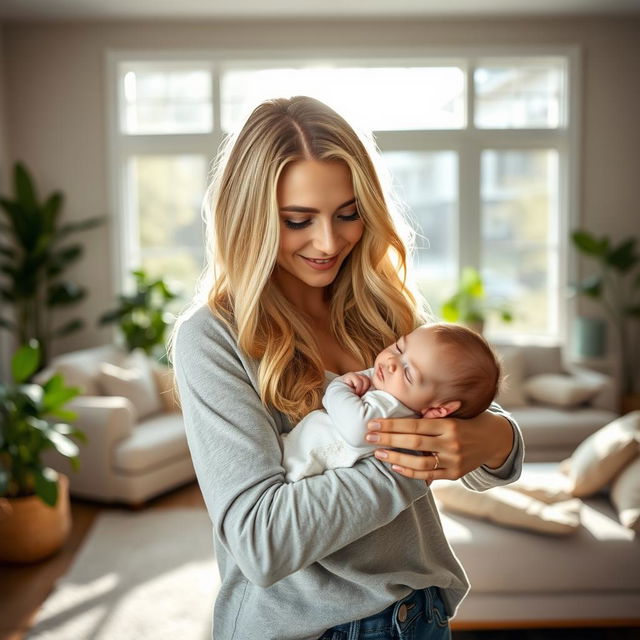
[{"x1": 272, "y1": 268, "x2": 331, "y2": 324}]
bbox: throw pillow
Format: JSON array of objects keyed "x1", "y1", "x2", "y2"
[
  {"x1": 51, "y1": 361, "x2": 101, "y2": 396},
  {"x1": 432, "y1": 480, "x2": 581, "y2": 535},
  {"x1": 563, "y1": 411, "x2": 640, "y2": 498},
  {"x1": 507, "y1": 476, "x2": 573, "y2": 504},
  {"x1": 494, "y1": 346, "x2": 528, "y2": 408},
  {"x1": 151, "y1": 363, "x2": 181, "y2": 413},
  {"x1": 523, "y1": 373, "x2": 604, "y2": 408},
  {"x1": 96, "y1": 349, "x2": 162, "y2": 420},
  {"x1": 610, "y1": 456, "x2": 640, "y2": 532}
]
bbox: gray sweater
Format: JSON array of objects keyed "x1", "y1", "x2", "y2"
[{"x1": 173, "y1": 304, "x2": 524, "y2": 640}]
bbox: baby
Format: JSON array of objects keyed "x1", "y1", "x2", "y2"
[{"x1": 281, "y1": 322, "x2": 501, "y2": 482}]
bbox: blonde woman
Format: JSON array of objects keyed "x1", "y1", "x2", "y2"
[{"x1": 171, "y1": 96, "x2": 523, "y2": 640}]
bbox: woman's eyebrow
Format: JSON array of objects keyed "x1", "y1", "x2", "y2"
[{"x1": 279, "y1": 197, "x2": 356, "y2": 213}]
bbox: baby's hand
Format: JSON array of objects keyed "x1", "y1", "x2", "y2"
[{"x1": 340, "y1": 372, "x2": 372, "y2": 396}]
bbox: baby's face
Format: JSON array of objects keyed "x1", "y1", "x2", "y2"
[{"x1": 371, "y1": 325, "x2": 447, "y2": 413}]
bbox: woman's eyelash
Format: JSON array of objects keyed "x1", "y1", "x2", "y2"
[
  {"x1": 284, "y1": 219, "x2": 312, "y2": 230},
  {"x1": 283, "y1": 210, "x2": 360, "y2": 231}
]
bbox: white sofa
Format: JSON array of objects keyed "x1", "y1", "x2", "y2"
[
  {"x1": 494, "y1": 344, "x2": 619, "y2": 462},
  {"x1": 37, "y1": 344, "x2": 195, "y2": 506},
  {"x1": 441, "y1": 462, "x2": 640, "y2": 628},
  {"x1": 433, "y1": 345, "x2": 638, "y2": 628}
]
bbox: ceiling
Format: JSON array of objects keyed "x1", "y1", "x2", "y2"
[{"x1": 1, "y1": 0, "x2": 640, "y2": 21}]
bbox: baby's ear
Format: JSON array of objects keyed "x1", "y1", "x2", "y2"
[{"x1": 421, "y1": 401, "x2": 461, "y2": 419}]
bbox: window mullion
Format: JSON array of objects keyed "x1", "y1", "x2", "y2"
[{"x1": 458, "y1": 138, "x2": 482, "y2": 275}]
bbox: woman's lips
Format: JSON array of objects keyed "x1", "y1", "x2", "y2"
[
  {"x1": 299, "y1": 254, "x2": 339, "y2": 271},
  {"x1": 377, "y1": 364, "x2": 384, "y2": 382}
]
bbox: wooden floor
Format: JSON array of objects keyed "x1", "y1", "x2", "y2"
[{"x1": 1, "y1": 481, "x2": 638, "y2": 640}]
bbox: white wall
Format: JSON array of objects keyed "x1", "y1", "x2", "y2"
[{"x1": 0, "y1": 16, "x2": 639, "y2": 372}]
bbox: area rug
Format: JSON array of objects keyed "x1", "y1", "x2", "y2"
[{"x1": 27, "y1": 509, "x2": 220, "y2": 640}]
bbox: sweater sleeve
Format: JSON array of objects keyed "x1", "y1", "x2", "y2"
[
  {"x1": 172, "y1": 308, "x2": 429, "y2": 588},
  {"x1": 459, "y1": 401, "x2": 525, "y2": 491}
]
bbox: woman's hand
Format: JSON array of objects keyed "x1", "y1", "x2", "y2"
[{"x1": 364, "y1": 411, "x2": 515, "y2": 483}]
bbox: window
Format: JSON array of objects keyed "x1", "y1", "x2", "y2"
[{"x1": 108, "y1": 51, "x2": 576, "y2": 342}]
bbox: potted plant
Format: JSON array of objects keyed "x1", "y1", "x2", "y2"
[
  {"x1": 0, "y1": 340, "x2": 85, "y2": 563},
  {"x1": 0, "y1": 161, "x2": 105, "y2": 369},
  {"x1": 98, "y1": 268, "x2": 180, "y2": 365},
  {"x1": 571, "y1": 230, "x2": 640, "y2": 413},
  {"x1": 440, "y1": 266, "x2": 513, "y2": 335}
]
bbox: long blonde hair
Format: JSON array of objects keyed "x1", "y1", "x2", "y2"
[{"x1": 174, "y1": 96, "x2": 429, "y2": 423}]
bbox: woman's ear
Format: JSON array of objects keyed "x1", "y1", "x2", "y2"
[{"x1": 421, "y1": 400, "x2": 461, "y2": 419}]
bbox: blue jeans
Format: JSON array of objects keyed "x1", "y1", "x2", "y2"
[{"x1": 317, "y1": 586, "x2": 451, "y2": 640}]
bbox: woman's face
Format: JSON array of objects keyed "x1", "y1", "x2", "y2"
[{"x1": 275, "y1": 159, "x2": 364, "y2": 292}]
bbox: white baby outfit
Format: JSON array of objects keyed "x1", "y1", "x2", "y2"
[{"x1": 282, "y1": 368, "x2": 417, "y2": 482}]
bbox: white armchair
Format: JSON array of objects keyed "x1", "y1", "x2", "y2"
[{"x1": 35, "y1": 344, "x2": 195, "y2": 506}]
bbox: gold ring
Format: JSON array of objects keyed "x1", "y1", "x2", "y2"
[{"x1": 432, "y1": 452, "x2": 439, "y2": 471}]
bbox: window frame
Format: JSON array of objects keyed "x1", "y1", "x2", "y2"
[{"x1": 105, "y1": 45, "x2": 581, "y2": 345}]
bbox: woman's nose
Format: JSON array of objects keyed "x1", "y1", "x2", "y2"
[{"x1": 312, "y1": 219, "x2": 339, "y2": 255}]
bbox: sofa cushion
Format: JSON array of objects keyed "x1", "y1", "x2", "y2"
[
  {"x1": 113, "y1": 412, "x2": 189, "y2": 474},
  {"x1": 509, "y1": 406, "x2": 619, "y2": 449},
  {"x1": 432, "y1": 481, "x2": 581, "y2": 535},
  {"x1": 563, "y1": 411, "x2": 640, "y2": 498},
  {"x1": 524, "y1": 373, "x2": 605, "y2": 408},
  {"x1": 97, "y1": 349, "x2": 162, "y2": 420},
  {"x1": 610, "y1": 456, "x2": 640, "y2": 532},
  {"x1": 440, "y1": 462, "x2": 640, "y2": 594},
  {"x1": 494, "y1": 347, "x2": 528, "y2": 408}
]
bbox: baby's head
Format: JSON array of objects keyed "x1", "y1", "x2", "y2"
[{"x1": 371, "y1": 322, "x2": 501, "y2": 419}]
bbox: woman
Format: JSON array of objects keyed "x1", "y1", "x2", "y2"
[{"x1": 171, "y1": 96, "x2": 523, "y2": 640}]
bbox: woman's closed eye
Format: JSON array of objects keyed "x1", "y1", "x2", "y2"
[{"x1": 283, "y1": 210, "x2": 360, "y2": 231}]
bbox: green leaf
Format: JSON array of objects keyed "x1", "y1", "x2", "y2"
[
  {"x1": 51, "y1": 318, "x2": 84, "y2": 337},
  {"x1": 14, "y1": 163, "x2": 38, "y2": 211},
  {"x1": 50, "y1": 408, "x2": 78, "y2": 422},
  {"x1": 0, "y1": 286, "x2": 15, "y2": 301},
  {"x1": 11, "y1": 340, "x2": 41, "y2": 383},
  {"x1": 98, "y1": 308, "x2": 125, "y2": 324},
  {"x1": 500, "y1": 309, "x2": 514, "y2": 322},
  {"x1": 0, "y1": 244, "x2": 16, "y2": 259},
  {"x1": 626, "y1": 305, "x2": 640, "y2": 318},
  {"x1": 572, "y1": 230, "x2": 608, "y2": 257},
  {"x1": 42, "y1": 191, "x2": 64, "y2": 231},
  {"x1": 0, "y1": 316, "x2": 17, "y2": 331},
  {"x1": 33, "y1": 467, "x2": 58, "y2": 507},
  {"x1": 48, "y1": 244, "x2": 83, "y2": 273},
  {"x1": 20, "y1": 384, "x2": 44, "y2": 407},
  {"x1": 0, "y1": 467, "x2": 9, "y2": 496},
  {"x1": 46, "y1": 430, "x2": 79, "y2": 458},
  {"x1": 461, "y1": 267, "x2": 485, "y2": 298},
  {"x1": 575, "y1": 275, "x2": 602, "y2": 298},
  {"x1": 54, "y1": 215, "x2": 106, "y2": 241},
  {"x1": 42, "y1": 372, "x2": 81, "y2": 405},
  {"x1": 47, "y1": 281, "x2": 86, "y2": 306},
  {"x1": 441, "y1": 300, "x2": 459, "y2": 322},
  {"x1": 605, "y1": 238, "x2": 638, "y2": 272}
]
